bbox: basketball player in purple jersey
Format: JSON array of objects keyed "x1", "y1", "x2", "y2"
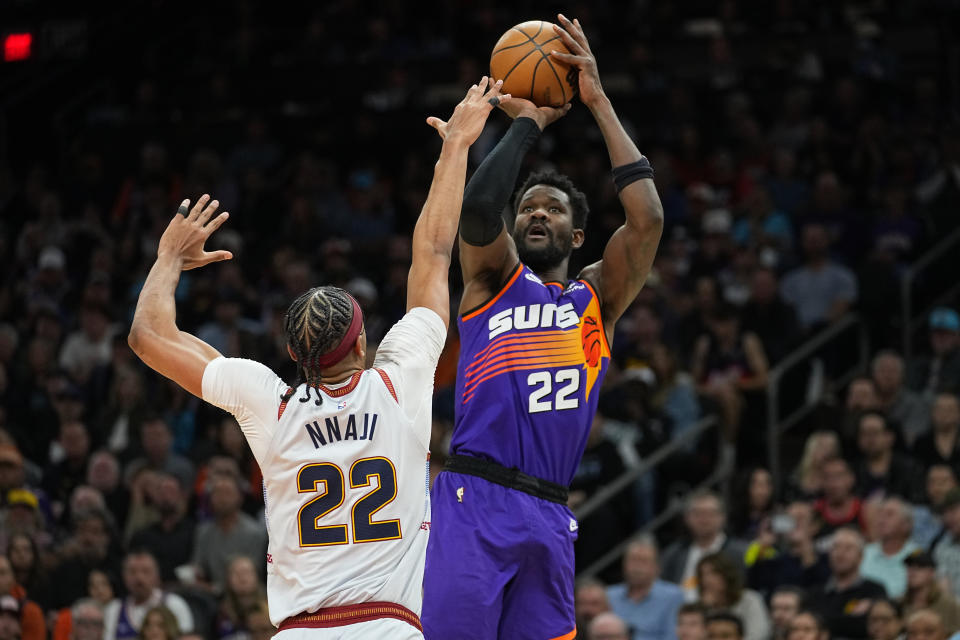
[{"x1": 421, "y1": 15, "x2": 664, "y2": 640}]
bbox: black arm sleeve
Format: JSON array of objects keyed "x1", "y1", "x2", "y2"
[{"x1": 459, "y1": 117, "x2": 542, "y2": 247}]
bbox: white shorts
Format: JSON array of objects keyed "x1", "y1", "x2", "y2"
[{"x1": 274, "y1": 618, "x2": 423, "y2": 640}]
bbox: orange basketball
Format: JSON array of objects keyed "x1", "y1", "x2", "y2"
[
  {"x1": 490, "y1": 21, "x2": 577, "y2": 108},
  {"x1": 581, "y1": 316, "x2": 601, "y2": 368}
]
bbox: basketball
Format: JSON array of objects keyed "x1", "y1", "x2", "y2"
[
  {"x1": 490, "y1": 21, "x2": 578, "y2": 108},
  {"x1": 581, "y1": 316, "x2": 602, "y2": 367}
]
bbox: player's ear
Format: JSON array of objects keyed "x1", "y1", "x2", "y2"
[
  {"x1": 571, "y1": 228, "x2": 585, "y2": 249},
  {"x1": 287, "y1": 344, "x2": 297, "y2": 362},
  {"x1": 354, "y1": 329, "x2": 366, "y2": 357}
]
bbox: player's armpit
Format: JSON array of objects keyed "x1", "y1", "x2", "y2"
[
  {"x1": 581, "y1": 178, "x2": 664, "y2": 331},
  {"x1": 128, "y1": 327, "x2": 221, "y2": 399},
  {"x1": 458, "y1": 229, "x2": 521, "y2": 313}
]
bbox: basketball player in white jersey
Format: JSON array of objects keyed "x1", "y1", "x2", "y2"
[{"x1": 127, "y1": 78, "x2": 511, "y2": 639}]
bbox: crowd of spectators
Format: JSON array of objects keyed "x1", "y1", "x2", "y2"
[{"x1": 1, "y1": 0, "x2": 960, "y2": 639}]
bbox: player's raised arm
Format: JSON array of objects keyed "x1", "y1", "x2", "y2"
[
  {"x1": 409, "y1": 77, "x2": 511, "y2": 328},
  {"x1": 436, "y1": 91, "x2": 569, "y2": 314},
  {"x1": 552, "y1": 14, "x2": 664, "y2": 330},
  {"x1": 127, "y1": 196, "x2": 233, "y2": 398}
]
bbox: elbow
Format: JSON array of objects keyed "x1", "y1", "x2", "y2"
[
  {"x1": 127, "y1": 324, "x2": 152, "y2": 358},
  {"x1": 127, "y1": 326, "x2": 143, "y2": 356},
  {"x1": 647, "y1": 199, "x2": 665, "y2": 228}
]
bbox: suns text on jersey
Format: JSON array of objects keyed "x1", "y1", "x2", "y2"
[
  {"x1": 488, "y1": 302, "x2": 579, "y2": 339},
  {"x1": 304, "y1": 413, "x2": 378, "y2": 448}
]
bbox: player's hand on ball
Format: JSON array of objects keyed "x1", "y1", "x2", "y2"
[
  {"x1": 497, "y1": 96, "x2": 571, "y2": 132},
  {"x1": 426, "y1": 76, "x2": 511, "y2": 146},
  {"x1": 550, "y1": 15, "x2": 605, "y2": 108},
  {"x1": 158, "y1": 194, "x2": 234, "y2": 271}
]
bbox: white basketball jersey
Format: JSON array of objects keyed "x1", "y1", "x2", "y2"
[{"x1": 202, "y1": 308, "x2": 446, "y2": 627}]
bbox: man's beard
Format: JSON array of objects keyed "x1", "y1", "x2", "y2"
[{"x1": 514, "y1": 229, "x2": 573, "y2": 274}]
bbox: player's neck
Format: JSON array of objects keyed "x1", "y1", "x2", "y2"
[
  {"x1": 317, "y1": 356, "x2": 365, "y2": 386},
  {"x1": 532, "y1": 260, "x2": 569, "y2": 285}
]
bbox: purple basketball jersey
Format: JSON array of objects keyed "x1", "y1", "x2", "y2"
[{"x1": 452, "y1": 263, "x2": 612, "y2": 486}]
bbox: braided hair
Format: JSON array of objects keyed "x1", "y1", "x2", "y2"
[{"x1": 282, "y1": 286, "x2": 356, "y2": 406}]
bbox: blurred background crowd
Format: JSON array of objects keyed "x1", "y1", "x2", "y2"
[{"x1": 1, "y1": 0, "x2": 960, "y2": 639}]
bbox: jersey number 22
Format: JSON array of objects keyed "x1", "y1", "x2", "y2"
[
  {"x1": 296, "y1": 456, "x2": 401, "y2": 546},
  {"x1": 527, "y1": 368, "x2": 580, "y2": 413}
]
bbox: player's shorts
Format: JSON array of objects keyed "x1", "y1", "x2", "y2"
[
  {"x1": 422, "y1": 470, "x2": 578, "y2": 640},
  {"x1": 274, "y1": 618, "x2": 423, "y2": 640}
]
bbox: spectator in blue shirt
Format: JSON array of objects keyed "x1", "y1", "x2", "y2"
[
  {"x1": 607, "y1": 536, "x2": 685, "y2": 640},
  {"x1": 780, "y1": 223, "x2": 858, "y2": 332}
]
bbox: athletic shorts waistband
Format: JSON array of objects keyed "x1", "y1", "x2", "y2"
[
  {"x1": 446, "y1": 454, "x2": 569, "y2": 504},
  {"x1": 278, "y1": 601, "x2": 422, "y2": 632}
]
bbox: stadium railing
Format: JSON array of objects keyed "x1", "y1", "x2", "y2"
[
  {"x1": 900, "y1": 226, "x2": 960, "y2": 361},
  {"x1": 574, "y1": 413, "x2": 723, "y2": 579},
  {"x1": 765, "y1": 313, "x2": 870, "y2": 493}
]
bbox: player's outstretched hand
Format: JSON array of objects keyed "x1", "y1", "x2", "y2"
[
  {"x1": 158, "y1": 194, "x2": 233, "y2": 271},
  {"x1": 497, "y1": 96, "x2": 571, "y2": 131},
  {"x1": 550, "y1": 14, "x2": 605, "y2": 108},
  {"x1": 426, "y1": 76, "x2": 511, "y2": 146}
]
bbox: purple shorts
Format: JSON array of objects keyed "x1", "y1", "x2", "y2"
[{"x1": 422, "y1": 470, "x2": 578, "y2": 640}]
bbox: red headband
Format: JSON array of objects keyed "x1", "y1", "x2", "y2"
[{"x1": 307, "y1": 295, "x2": 364, "y2": 370}]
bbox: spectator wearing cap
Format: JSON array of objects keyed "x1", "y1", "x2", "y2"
[
  {"x1": 872, "y1": 350, "x2": 930, "y2": 447},
  {"x1": 934, "y1": 486, "x2": 960, "y2": 598},
  {"x1": 807, "y1": 527, "x2": 887, "y2": 640},
  {"x1": 779, "y1": 223, "x2": 858, "y2": 333},
  {"x1": 907, "y1": 308, "x2": 960, "y2": 397},
  {"x1": 0, "y1": 442, "x2": 52, "y2": 538},
  {"x1": 0, "y1": 489, "x2": 47, "y2": 554},
  {"x1": 913, "y1": 394, "x2": 960, "y2": 473},
  {"x1": 903, "y1": 551, "x2": 960, "y2": 633},
  {"x1": 58, "y1": 303, "x2": 115, "y2": 385},
  {"x1": 913, "y1": 465, "x2": 958, "y2": 550},
  {"x1": 0, "y1": 556, "x2": 44, "y2": 640},
  {"x1": 860, "y1": 498, "x2": 920, "y2": 598},
  {"x1": 855, "y1": 411, "x2": 921, "y2": 501},
  {"x1": 0, "y1": 594, "x2": 20, "y2": 640}
]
